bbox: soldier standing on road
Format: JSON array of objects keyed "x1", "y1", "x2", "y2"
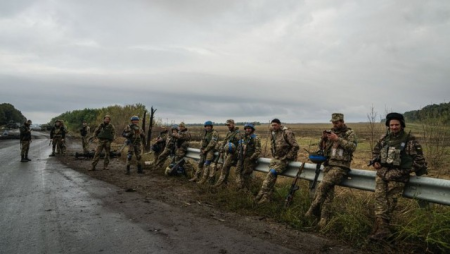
[
  {"x1": 305, "y1": 113, "x2": 357, "y2": 228},
  {"x1": 19, "y1": 120, "x2": 33, "y2": 162},
  {"x1": 212, "y1": 119, "x2": 241, "y2": 187},
  {"x1": 190, "y1": 121, "x2": 219, "y2": 184},
  {"x1": 154, "y1": 125, "x2": 178, "y2": 170},
  {"x1": 59, "y1": 120, "x2": 68, "y2": 155},
  {"x1": 80, "y1": 121, "x2": 90, "y2": 153},
  {"x1": 165, "y1": 122, "x2": 192, "y2": 176},
  {"x1": 255, "y1": 119, "x2": 299, "y2": 204},
  {"x1": 49, "y1": 120, "x2": 65, "y2": 156},
  {"x1": 122, "y1": 116, "x2": 145, "y2": 175},
  {"x1": 90, "y1": 115, "x2": 115, "y2": 171},
  {"x1": 368, "y1": 113, "x2": 427, "y2": 241},
  {"x1": 235, "y1": 123, "x2": 261, "y2": 191},
  {"x1": 151, "y1": 126, "x2": 168, "y2": 167}
]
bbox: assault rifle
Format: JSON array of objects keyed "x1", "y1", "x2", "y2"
[
  {"x1": 167, "y1": 158, "x2": 186, "y2": 176},
  {"x1": 237, "y1": 138, "x2": 245, "y2": 169},
  {"x1": 284, "y1": 162, "x2": 306, "y2": 208}
]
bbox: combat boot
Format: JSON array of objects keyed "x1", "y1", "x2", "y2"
[
  {"x1": 213, "y1": 176, "x2": 226, "y2": 187},
  {"x1": 369, "y1": 218, "x2": 391, "y2": 241},
  {"x1": 137, "y1": 164, "x2": 144, "y2": 174},
  {"x1": 257, "y1": 195, "x2": 270, "y2": 204},
  {"x1": 197, "y1": 166, "x2": 210, "y2": 184},
  {"x1": 49, "y1": 151, "x2": 56, "y2": 157},
  {"x1": 189, "y1": 170, "x2": 201, "y2": 182},
  {"x1": 88, "y1": 165, "x2": 96, "y2": 171},
  {"x1": 318, "y1": 217, "x2": 329, "y2": 229},
  {"x1": 25, "y1": 152, "x2": 31, "y2": 161},
  {"x1": 20, "y1": 155, "x2": 28, "y2": 162},
  {"x1": 126, "y1": 165, "x2": 131, "y2": 175}
]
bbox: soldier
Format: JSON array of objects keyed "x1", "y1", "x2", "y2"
[
  {"x1": 19, "y1": 120, "x2": 32, "y2": 162},
  {"x1": 255, "y1": 118, "x2": 299, "y2": 204},
  {"x1": 235, "y1": 123, "x2": 261, "y2": 191},
  {"x1": 122, "y1": 116, "x2": 145, "y2": 175},
  {"x1": 165, "y1": 122, "x2": 192, "y2": 176},
  {"x1": 305, "y1": 113, "x2": 357, "y2": 228},
  {"x1": 151, "y1": 126, "x2": 169, "y2": 166},
  {"x1": 80, "y1": 121, "x2": 90, "y2": 153},
  {"x1": 90, "y1": 115, "x2": 115, "y2": 171},
  {"x1": 154, "y1": 125, "x2": 178, "y2": 170},
  {"x1": 190, "y1": 121, "x2": 219, "y2": 183},
  {"x1": 49, "y1": 120, "x2": 65, "y2": 156},
  {"x1": 368, "y1": 113, "x2": 427, "y2": 241},
  {"x1": 59, "y1": 120, "x2": 68, "y2": 155},
  {"x1": 213, "y1": 119, "x2": 241, "y2": 187}
]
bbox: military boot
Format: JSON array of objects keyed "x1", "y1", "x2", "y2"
[
  {"x1": 20, "y1": 155, "x2": 28, "y2": 162},
  {"x1": 189, "y1": 170, "x2": 201, "y2": 182},
  {"x1": 49, "y1": 150, "x2": 56, "y2": 157},
  {"x1": 197, "y1": 166, "x2": 210, "y2": 184},
  {"x1": 126, "y1": 165, "x2": 131, "y2": 175},
  {"x1": 25, "y1": 152, "x2": 31, "y2": 161},
  {"x1": 369, "y1": 218, "x2": 391, "y2": 241},
  {"x1": 137, "y1": 164, "x2": 144, "y2": 174}
]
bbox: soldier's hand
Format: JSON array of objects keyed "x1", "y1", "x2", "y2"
[
  {"x1": 327, "y1": 132, "x2": 338, "y2": 141},
  {"x1": 374, "y1": 162, "x2": 381, "y2": 169}
]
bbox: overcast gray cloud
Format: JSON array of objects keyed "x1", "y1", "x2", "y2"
[{"x1": 0, "y1": 0, "x2": 449, "y2": 124}]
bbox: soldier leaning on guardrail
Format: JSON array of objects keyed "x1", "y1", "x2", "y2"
[
  {"x1": 235, "y1": 123, "x2": 261, "y2": 191},
  {"x1": 255, "y1": 118, "x2": 300, "y2": 204},
  {"x1": 368, "y1": 112, "x2": 428, "y2": 242},
  {"x1": 164, "y1": 122, "x2": 193, "y2": 176},
  {"x1": 19, "y1": 120, "x2": 32, "y2": 162},
  {"x1": 154, "y1": 125, "x2": 178, "y2": 171},
  {"x1": 190, "y1": 121, "x2": 219, "y2": 183},
  {"x1": 90, "y1": 115, "x2": 115, "y2": 171},
  {"x1": 305, "y1": 113, "x2": 357, "y2": 229}
]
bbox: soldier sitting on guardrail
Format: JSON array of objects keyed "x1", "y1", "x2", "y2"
[{"x1": 368, "y1": 112, "x2": 428, "y2": 242}]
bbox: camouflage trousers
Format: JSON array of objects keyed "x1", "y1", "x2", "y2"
[
  {"x1": 52, "y1": 137, "x2": 63, "y2": 154},
  {"x1": 195, "y1": 150, "x2": 216, "y2": 180},
  {"x1": 308, "y1": 166, "x2": 349, "y2": 220},
  {"x1": 92, "y1": 139, "x2": 111, "y2": 168},
  {"x1": 374, "y1": 174, "x2": 406, "y2": 221},
  {"x1": 21, "y1": 140, "x2": 30, "y2": 157},
  {"x1": 215, "y1": 152, "x2": 236, "y2": 186},
  {"x1": 127, "y1": 143, "x2": 142, "y2": 167},
  {"x1": 235, "y1": 157, "x2": 257, "y2": 190},
  {"x1": 256, "y1": 159, "x2": 290, "y2": 200},
  {"x1": 81, "y1": 136, "x2": 89, "y2": 153},
  {"x1": 154, "y1": 148, "x2": 172, "y2": 169}
]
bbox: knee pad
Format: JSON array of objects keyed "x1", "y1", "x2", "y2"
[
  {"x1": 269, "y1": 169, "x2": 277, "y2": 176},
  {"x1": 205, "y1": 160, "x2": 211, "y2": 166}
]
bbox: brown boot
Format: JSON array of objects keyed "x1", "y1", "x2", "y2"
[{"x1": 369, "y1": 218, "x2": 391, "y2": 241}]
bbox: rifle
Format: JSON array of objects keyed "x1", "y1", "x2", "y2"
[
  {"x1": 168, "y1": 158, "x2": 186, "y2": 176},
  {"x1": 213, "y1": 150, "x2": 224, "y2": 172},
  {"x1": 284, "y1": 162, "x2": 306, "y2": 208},
  {"x1": 237, "y1": 137, "x2": 245, "y2": 169}
]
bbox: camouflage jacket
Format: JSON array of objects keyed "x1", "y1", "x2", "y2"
[
  {"x1": 241, "y1": 133, "x2": 261, "y2": 160},
  {"x1": 94, "y1": 122, "x2": 115, "y2": 141},
  {"x1": 373, "y1": 130, "x2": 427, "y2": 182},
  {"x1": 172, "y1": 129, "x2": 191, "y2": 152},
  {"x1": 221, "y1": 127, "x2": 241, "y2": 153},
  {"x1": 122, "y1": 124, "x2": 145, "y2": 145},
  {"x1": 270, "y1": 126, "x2": 299, "y2": 161},
  {"x1": 201, "y1": 129, "x2": 219, "y2": 152},
  {"x1": 322, "y1": 125, "x2": 357, "y2": 168},
  {"x1": 80, "y1": 126, "x2": 90, "y2": 137},
  {"x1": 19, "y1": 124, "x2": 32, "y2": 141},
  {"x1": 50, "y1": 126, "x2": 66, "y2": 139}
]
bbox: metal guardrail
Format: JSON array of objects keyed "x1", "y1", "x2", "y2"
[{"x1": 186, "y1": 148, "x2": 450, "y2": 206}]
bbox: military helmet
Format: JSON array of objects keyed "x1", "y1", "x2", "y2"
[
  {"x1": 204, "y1": 120, "x2": 213, "y2": 127},
  {"x1": 179, "y1": 122, "x2": 186, "y2": 128},
  {"x1": 385, "y1": 112, "x2": 405, "y2": 128},
  {"x1": 171, "y1": 124, "x2": 178, "y2": 130},
  {"x1": 308, "y1": 150, "x2": 327, "y2": 164},
  {"x1": 244, "y1": 123, "x2": 255, "y2": 130},
  {"x1": 26, "y1": 120, "x2": 32, "y2": 124},
  {"x1": 224, "y1": 142, "x2": 236, "y2": 154},
  {"x1": 130, "y1": 115, "x2": 139, "y2": 121},
  {"x1": 104, "y1": 115, "x2": 111, "y2": 119}
]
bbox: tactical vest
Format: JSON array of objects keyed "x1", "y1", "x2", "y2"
[
  {"x1": 244, "y1": 134, "x2": 257, "y2": 157},
  {"x1": 176, "y1": 130, "x2": 190, "y2": 149},
  {"x1": 202, "y1": 130, "x2": 214, "y2": 149},
  {"x1": 97, "y1": 123, "x2": 114, "y2": 141},
  {"x1": 128, "y1": 124, "x2": 142, "y2": 143},
  {"x1": 380, "y1": 131, "x2": 412, "y2": 169},
  {"x1": 324, "y1": 128, "x2": 354, "y2": 163},
  {"x1": 225, "y1": 128, "x2": 240, "y2": 146},
  {"x1": 20, "y1": 126, "x2": 31, "y2": 140},
  {"x1": 53, "y1": 126, "x2": 63, "y2": 137},
  {"x1": 80, "y1": 126, "x2": 88, "y2": 137}
]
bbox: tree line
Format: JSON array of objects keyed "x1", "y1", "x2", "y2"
[
  {"x1": 0, "y1": 103, "x2": 26, "y2": 126},
  {"x1": 404, "y1": 102, "x2": 450, "y2": 124}
]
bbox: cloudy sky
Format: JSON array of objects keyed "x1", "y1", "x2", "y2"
[{"x1": 1, "y1": 0, "x2": 449, "y2": 124}]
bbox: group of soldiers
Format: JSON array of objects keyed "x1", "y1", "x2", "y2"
[{"x1": 19, "y1": 111, "x2": 428, "y2": 242}]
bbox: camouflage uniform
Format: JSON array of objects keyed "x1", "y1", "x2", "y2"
[
  {"x1": 164, "y1": 122, "x2": 192, "y2": 176},
  {"x1": 369, "y1": 114, "x2": 427, "y2": 241},
  {"x1": 59, "y1": 120, "x2": 68, "y2": 155},
  {"x1": 305, "y1": 113, "x2": 357, "y2": 227},
  {"x1": 19, "y1": 120, "x2": 32, "y2": 162},
  {"x1": 192, "y1": 122, "x2": 219, "y2": 183},
  {"x1": 154, "y1": 127, "x2": 178, "y2": 170},
  {"x1": 152, "y1": 129, "x2": 168, "y2": 166},
  {"x1": 80, "y1": 123, "x2": 90, "y2": 153},
  {"x1": 49, "y1": 121, "x2": 65, "y2": 156},
  {"x1": 123, "y1": 122, "x2": 145, "y2": 174},
  {"x1": 91, "y1": 117, "x2": 115, "y2": 170},
  {"x1": 255, "y1": 123, "x2": 299, "y2": 203},
  {"x1": 235, "y1": 126, "x2": 261, "y2": 191},
  {"x1": 214, "y1": 120, "x2": 241, "y2": 187}
]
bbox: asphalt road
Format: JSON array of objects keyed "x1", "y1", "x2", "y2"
[{"x1": 0, "y1": 137, "x2": 301, "y2": 254}]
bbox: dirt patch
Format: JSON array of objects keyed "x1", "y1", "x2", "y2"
[{"x1": 58, "y1": 140, "x2": 360, "y2": 254}]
